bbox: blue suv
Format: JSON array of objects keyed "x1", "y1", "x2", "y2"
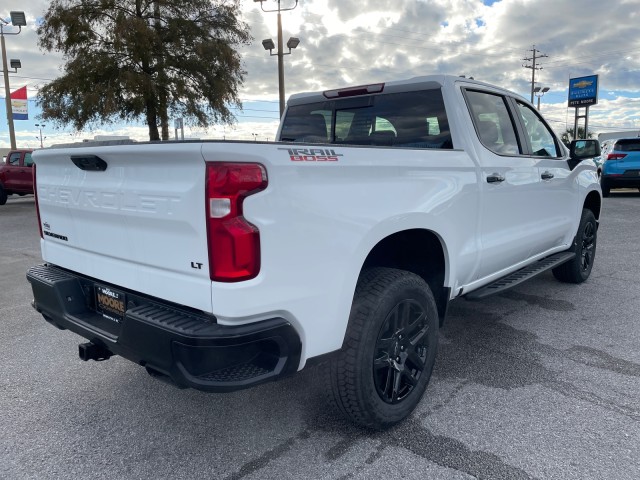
[{"x1": 600, "y1": 138, "x2": 640, "y2": 197}]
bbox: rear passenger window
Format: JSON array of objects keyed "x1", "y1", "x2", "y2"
[
  {"x1": 280, "y1": 89, "x2": 453, "y2": 149},
  {"x1": 465, "y1": 90, "x2": 520, "y2": 155},
  {"x1": 24, "y1": 153, "x2": 34, "y2": 167}
]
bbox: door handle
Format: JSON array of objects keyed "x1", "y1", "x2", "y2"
[
  {"x1": 486, "y1": 173, "x2": 505, "y2": 183},
  {"x1": 541, "y1": 171, "x2": 554, "y2": 180}
]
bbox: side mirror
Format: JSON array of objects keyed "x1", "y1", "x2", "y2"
[
  {"x1": 568, "y1": 139, "x2": 601, "y2": 170},
  {"x1": 570, "y1": 139, "x2": 601, "y2": 160}
]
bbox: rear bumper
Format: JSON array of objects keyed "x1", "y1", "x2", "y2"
[
  {"x1": 602, "y1": 173, "x2": 640, "y2": 188},
  {"x1": 26, "y1": 264, "x2": 302, "y2": 392}
]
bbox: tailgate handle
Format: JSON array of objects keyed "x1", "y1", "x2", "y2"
[{"x1": 71, "y1": 155, "x2": 108, "y2": 172}]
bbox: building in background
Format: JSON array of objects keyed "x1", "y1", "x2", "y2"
[{"x1": 598, "y1": 131, "x2": 640, "y2": 143}]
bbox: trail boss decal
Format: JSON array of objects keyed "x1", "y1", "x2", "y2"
[{"x1": 278, "y1": 148, "x2": 343, "y2": 162}]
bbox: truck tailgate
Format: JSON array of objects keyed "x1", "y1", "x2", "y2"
[{"x1": 33, "y1": 143, "x2": 212, "y2": 313}]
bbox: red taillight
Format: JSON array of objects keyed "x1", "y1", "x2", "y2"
[
  {"x1": 33, "y1": 163, "x2": 43, "y2": 238},
  {"x1": 606, "y1": 153, "x2": 627, "y2": 160},
  {"x1": 205, "y1": 162, "x2": 267, "y2": 282}
]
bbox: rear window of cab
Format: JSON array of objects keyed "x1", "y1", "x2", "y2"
[
  {"x1": 616, "y1": 139, "x2": 640, "y2": 152},
  {"x1": 279, "y1": 89, "x2": 453, "y2": 149}
]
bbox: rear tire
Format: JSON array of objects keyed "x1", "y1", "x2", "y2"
[
  {"x1": 600, "y1": 179, "x2": 610, "y2": 197},
  {"x1": 0, "y1": 185, "x2": 7, "y2": 205},
  {"x1": 552, "y1": 209, "x2": 597, "y2": 283},
  {"x1": 326, "y1": 268, "x2": 439, "y2": 430}
]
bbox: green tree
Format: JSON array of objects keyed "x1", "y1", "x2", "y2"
[
  {"x1": 561, "y1": 127, "x2": 594, "y2": 146},
  {"x1": 37, "y1": 0, "x2": 251, "y2": 140}
]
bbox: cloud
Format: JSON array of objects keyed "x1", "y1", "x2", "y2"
[{"x1": 1, "y1": 0, "x2": 639, "y2": 146}]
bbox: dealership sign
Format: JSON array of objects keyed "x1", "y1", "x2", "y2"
[{"x1": 568, "y1": 75, "x2": 599, "y2": 107}]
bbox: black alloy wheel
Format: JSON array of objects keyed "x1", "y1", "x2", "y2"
[
  {"x1": 552, "y1": 208, "x2": 597, "y2": 284},
  {"x1": 373, "y1": 299, "x2": 430, "y2": 404},
  {"x1": 580, "y1": 220, "x2": 596, "y2": 273}
]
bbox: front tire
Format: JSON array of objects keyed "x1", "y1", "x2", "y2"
[
  {"x1": 552, "y1": 209, "x2": 597, "y2": 283},
  {"x1": 326, "y1": 268, "x2": 439, "y2": 430},
  {"x1": 0, "y1": 185, "x2": 7, "y2": 205}
]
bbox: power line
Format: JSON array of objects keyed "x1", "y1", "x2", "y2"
[{"x1": 542, "y1": 47, "x2": 640, "y2": 67}]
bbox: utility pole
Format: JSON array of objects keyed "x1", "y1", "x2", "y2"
[{"x1": 522, "y1": 45, "x2": 548, "y2": 104}]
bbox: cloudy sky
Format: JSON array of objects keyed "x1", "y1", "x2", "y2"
[{"x1": 1, "y1": 0, "x2": 639, "y2": 148}]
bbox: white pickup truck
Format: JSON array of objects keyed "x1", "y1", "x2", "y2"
[{"x1": 27, "y1": 75, "x2": 602, "y2": 429}]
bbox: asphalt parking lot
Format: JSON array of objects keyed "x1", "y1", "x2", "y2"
[{"x1": 2, "y1": 192, "x2": 640, "y2": 480}]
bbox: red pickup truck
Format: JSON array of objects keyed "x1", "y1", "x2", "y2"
[{"x1": 0, "y1": 149, "x2": 34, "y2": 205}]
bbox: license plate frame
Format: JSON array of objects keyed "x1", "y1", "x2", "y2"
[{"x1": 94, "y1": 284, "x2": 127, "y2": 325}]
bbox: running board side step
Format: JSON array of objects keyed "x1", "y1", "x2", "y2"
[{"x1": 465, "y1": 252, "x2": 576, "y2": 300}]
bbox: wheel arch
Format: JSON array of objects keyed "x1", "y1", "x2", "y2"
[
  {"x1": 584, "y1": 189, "x2": 602, "y2": 220},
  {"x1": 359, "y1": 229, "x2": 449, "y2": 325}
]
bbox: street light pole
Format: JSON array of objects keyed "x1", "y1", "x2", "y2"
[
  {"x1": 255, "y1": 0, "x2": 299, "y2": 118},
  {"x1": 35, "y1": 123, "x2": 45, "y2": 148},
  {"x1": 1, "y1": 12, "x2": 26, "y2": 149},
  {"x1": 533, "y1": 86, "x2": 550, "y2": 111},
  {"x1": 277, "y1": 9, "x2": 285, "y2": 117}
]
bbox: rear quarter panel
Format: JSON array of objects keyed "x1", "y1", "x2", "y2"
[{"x1": 202, "y1": 142, "x2": 480, "y2": 363}]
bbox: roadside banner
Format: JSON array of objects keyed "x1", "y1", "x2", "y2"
[{"x1": 10, "y1": 86, "x2": 28, "y2": 120}]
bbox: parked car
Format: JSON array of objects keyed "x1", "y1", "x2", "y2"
[
  {"x1": 0, "y1": 149, "x2": 34, "y2": 205},
  {"x1": 599, "y1": 138, "x2": 640, "y2": 197}
]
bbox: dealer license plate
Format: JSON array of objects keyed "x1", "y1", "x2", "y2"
[{"x1": 95, "y1": 285, "x2": 126, "y2": 324}]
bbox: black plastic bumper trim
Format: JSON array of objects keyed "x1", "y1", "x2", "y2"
[
  {"x1": 601, "y1": 175, "x2": 640, "y2": 187},
  {"x1": 26, "y1": 264, "x2": 302, "y2": 392}
]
